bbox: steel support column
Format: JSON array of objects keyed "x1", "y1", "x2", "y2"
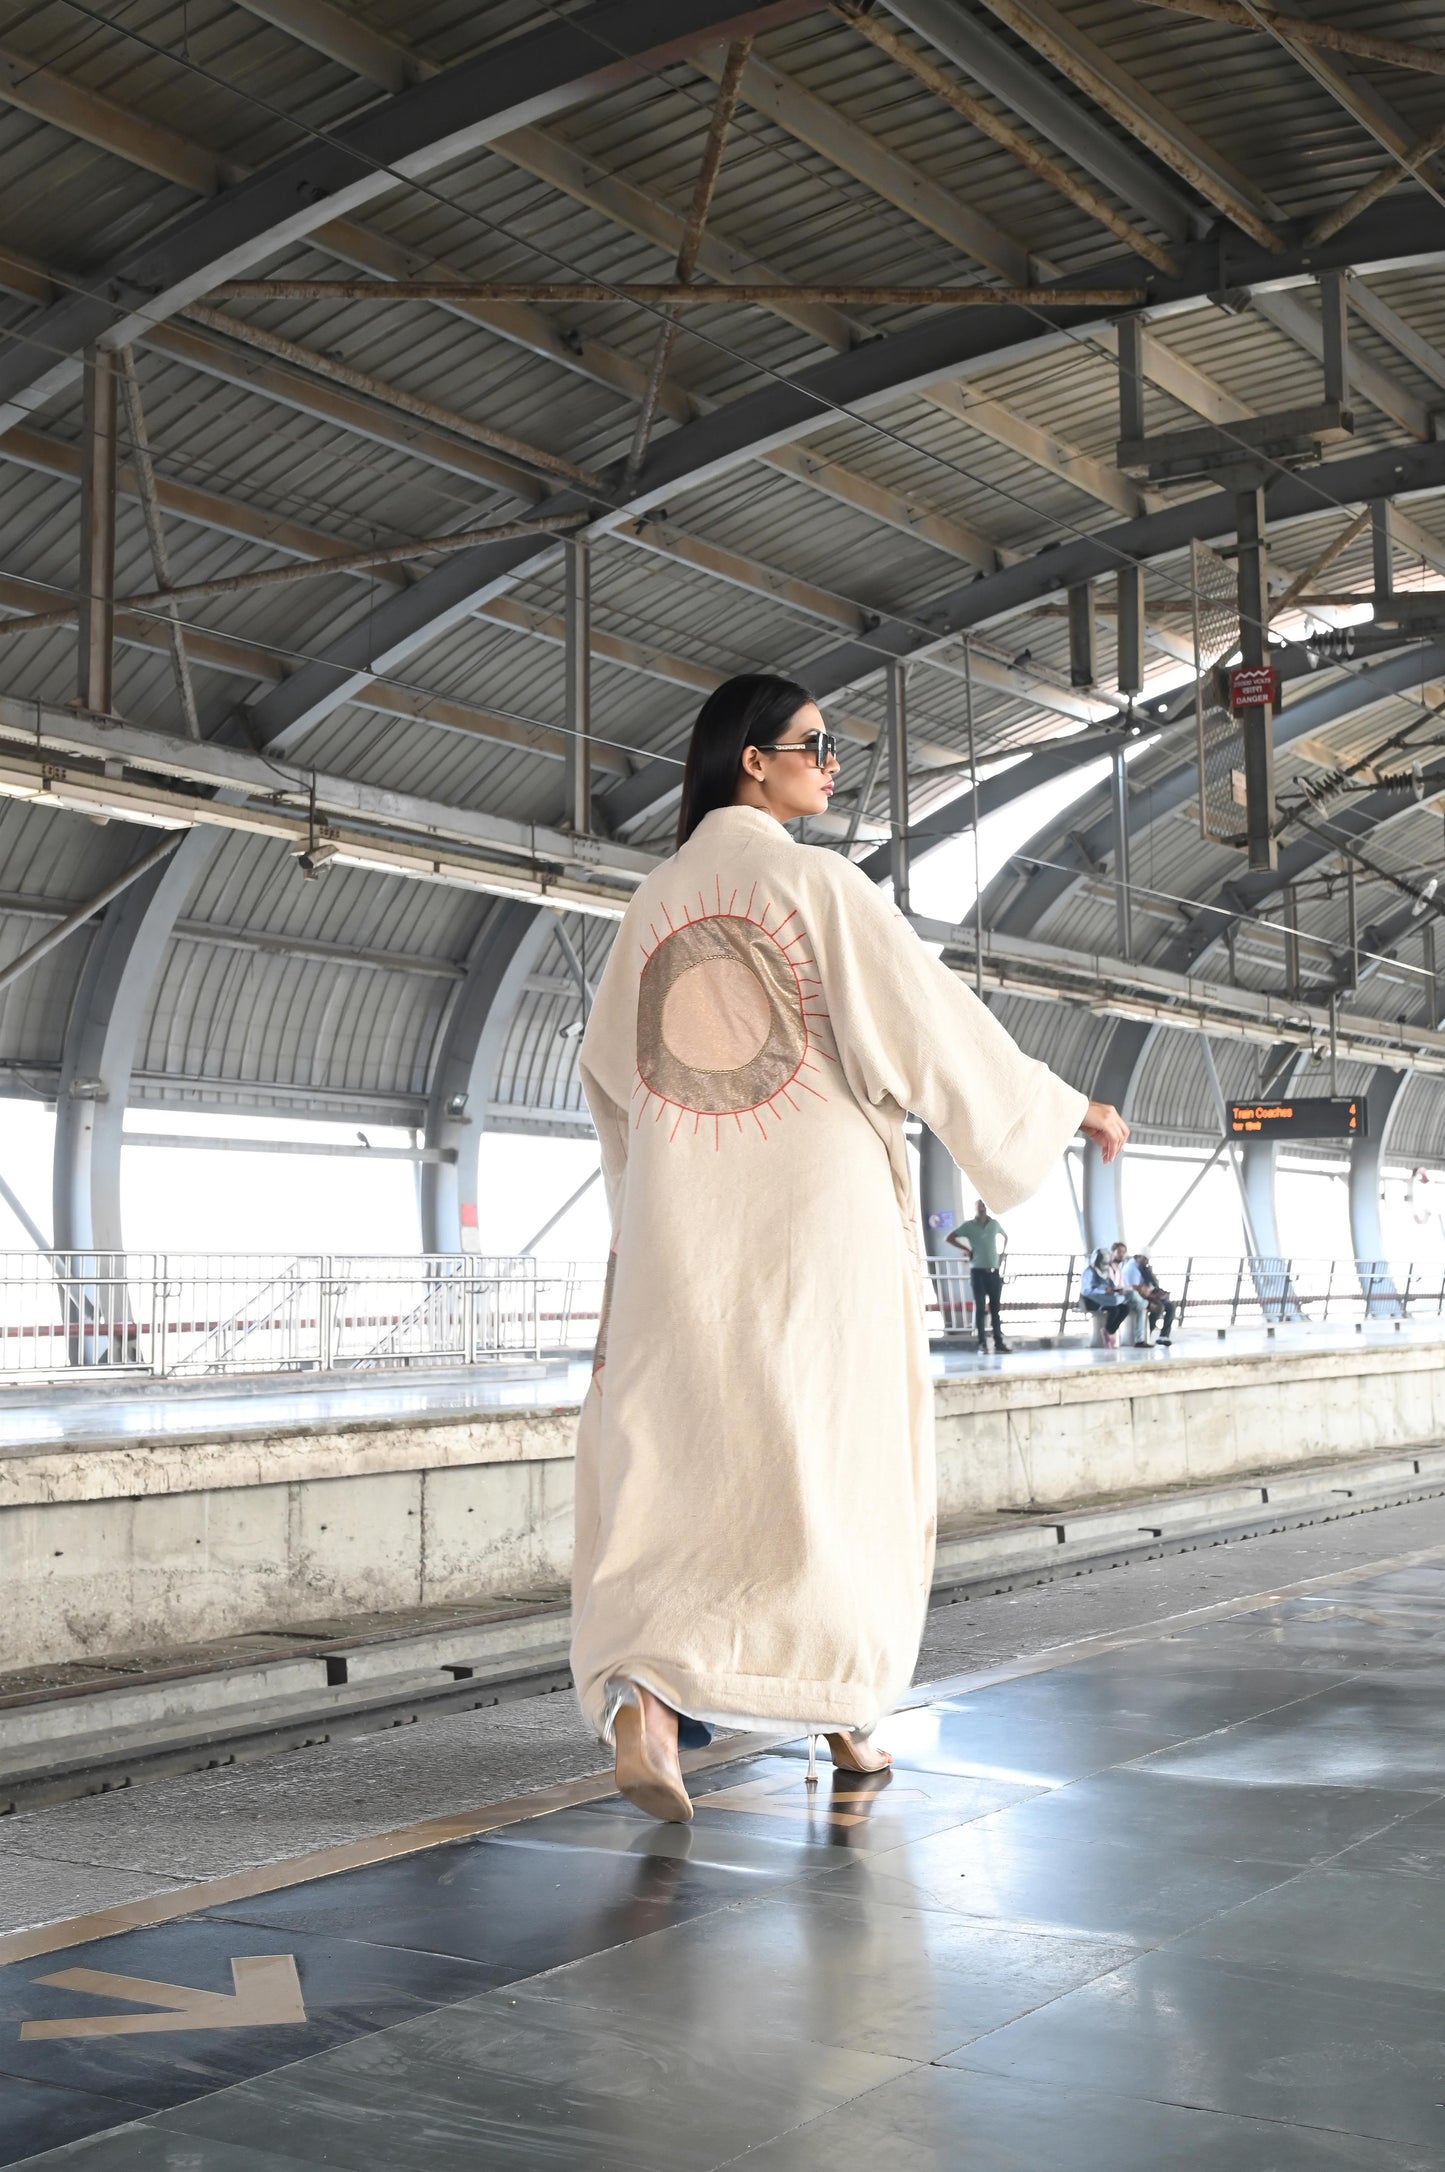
[
  {"x1": 1350, "y1": 1070, "x2": 1407, "y2": 1315},
  {"x1": 1235, "y1": 483, "x2": 1277, "y2": 871},
  {"x1": 918, "y1": 1126, "x2": 963, "y2": 1254},
  {"x1": 1068, "y1": 581, "x2": 1097, "y2": 688},
  {"x1": 918, "y1": 1124, "x2": 965, "y2": 1331},
  {"x1": 420, "y1": 901, "x2": 559, "y2": 1253},
  {"x1": 77, "y1": 347, "x2": 116, "y2": 715},
  {"x1": 1111, "y1": 745, "x2": 1132, "y2": 959},
  {"x1": 52, "y1": 830, "x2": 220, "y2": 1253},
  {"x1": 1082, "y1": 1132, "x2": 1126, "y2": 1252},
  {"x1": 887, "y1": 660, "x2": 910, "y2": 916},
  {"x1": 565, "y1": 537, "x2": 592, "y2": 835}
]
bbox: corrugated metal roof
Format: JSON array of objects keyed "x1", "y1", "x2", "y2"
[{"x1": 1, "y1": 0, "x2": 1444, "y2": 1163}]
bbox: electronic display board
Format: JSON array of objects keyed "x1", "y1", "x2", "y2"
[{"x1": 1228, "y1": 1098, "x2": 1366, "y2": 1140}]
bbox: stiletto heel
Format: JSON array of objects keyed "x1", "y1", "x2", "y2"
[
  {"x1": 601, "y1": 1676, "x2": 693, "y2": 1824},
  {"x1": 806, "y1": 1732, "x2": 819, "y2": 1786}
]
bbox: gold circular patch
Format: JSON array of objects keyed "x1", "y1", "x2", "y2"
[
  {"x1": 661, "y1": 956, "x2": 772, "y2": 1073},
  {"x1": 638, "y1": 913, "x2": 808, "y2": 1117}
]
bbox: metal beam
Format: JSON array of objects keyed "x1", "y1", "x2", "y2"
[
  {"x1": 0, "y1": 568, "x2": 633, "y2": 775},
  {"x1": 220, "y1": 276, "x2": 1150, "y2": 309},
  {"x1": 144, "y1": 317, "x2": 548, "y2": 500},
  {"x1": 1311, "y1": 117, "x2": 1445, "y2": 249},
  {"x1": 1346, "y1": 279, "x2": 1445, "y2": 401},
  {"x1": 183, "y1": 304, "x2": 603, "y2": 496},
  {"x1": 1251, "y1": 288, "x2": 1434, "y2": 443},
  {"x1": 495, "y1": 102, "x2": 1147, "y2": 519},
  {"x1": 888, "y1": 661, "x2": 911, "y2": 915},
  {"x1": 878, "y1": 0, "x2": 1204, "y2": 243},
  {"x1": 983, "y1": 652, "x2": 1445, "y2": 1180},
  {"x1": 4, "y1": 0, "x2": 682, "y2": 427},
  {"x1": 761, "y1": 439, "x2": 1002, "y2": 570},
  {"x1": 801, "y1": 429, "x2": 1445, "y2": 705},
  {"x1": 1235, "y1": 482, "x2": 1276, "y2": 872},
  {"x1": 624, "y1": 35, "x2": 751, "y2": 486},
  {"x1": 0, "y1": 837, "x2": 179, "y2": 1000},
  {"x1": 121, "y1": 1134, "x2": 454, "y2": 1161},
  {"x1": 115, "y1": 347, "x2": 201, "y2": 741},
  {"x1": 565, "y1": 538, "x2": 592, "y2": 836},
  {"x1": 0, "y1": 700, "x2": 658, "y2": 903},
  {"x1": 0, "y1": 0, "x2": 814, "y2": 436},
  {"x1": 832, "y1": 2, "x2": 1177, "y2": 273},
  {"x1": 987, "y1": 642, "x2": 1445, "y2": 935},
  {"x1": 2, "y1": 514, "x2": 584, "y2": 631},
  {"x1": 1111, "y1": 746, "x2": 1132, "y2": 959},
  {"x1": 52, "y1": 833, "x2": 220, "y2": 1255},
  {"x1": 0, "y1": 39, "x2": 240, "y2": 194},
  {"x1": 0, "y1": 1, "x2": 1088, "y2": 570},
  {"x1": 698, "y1": 43, "x2": 1033, "y2": 285},
  {"x1": 1129, "y1": 0, "x2": 1445, "y2": 80},
  {"x1": 969, "y1": 0, "x2": 1289, "y2": 249},
  {"x1": 76, "y1": 349, "x2": 117, "y2": 716},
  {"x1": 921, "y1": 379, "x2": 1146, "y2": 519}
]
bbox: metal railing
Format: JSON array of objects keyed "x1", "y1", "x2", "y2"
[
  {"x1": 0, "y1": 1253, "x2": 598, "y2": 1380},
  {"x1": 920, "y1": 1251, "x2": 1438, "y2": 1340},
  {"x1": 0, "y1": 1248, "x2": 1434, "y2": 1381}
]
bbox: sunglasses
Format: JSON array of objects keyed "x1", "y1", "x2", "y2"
[{"x1": 754, "y1": 729, "x2": 838, "y2": 770}]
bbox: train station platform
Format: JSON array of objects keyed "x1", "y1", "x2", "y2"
[
  {"x1": 2, "y1": 1322, "x2": 1441, "y2": 1683},
  {"x1": 3, "y1": 1525, "x2": 1445, "y2": 2168}
]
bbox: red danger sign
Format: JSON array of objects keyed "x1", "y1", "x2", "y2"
[{"x1": 1228, "y1": 664, "x2": 1279, "y2": 711}]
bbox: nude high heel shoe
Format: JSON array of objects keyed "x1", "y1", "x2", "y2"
[
  {"x1": 602, "y1": 1678, "x2": 693, "y2": 1824},
  {"x1": 805, "y1": 1730, "x2": 893, "y2": 1780}
]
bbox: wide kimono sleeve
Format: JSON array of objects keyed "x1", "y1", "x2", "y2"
[
  {"x1": 821, "y1": 857, "x2": 1089, "y2": 1213},
  {"x1": 578, "y1": 898, "x2": 643, "y2": 1226}
]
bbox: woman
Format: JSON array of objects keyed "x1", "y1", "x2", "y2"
[
  {"x1": 1081, "y1": 1246, "x2": 1131, "y2": 1343},
  {"x1": 572, "y1": 675, "x2": 1127, "y2": 1821}
]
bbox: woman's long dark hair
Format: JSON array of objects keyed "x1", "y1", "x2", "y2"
[{"x1": 675, "y1": 673, "x2": 815, "y2": 848}]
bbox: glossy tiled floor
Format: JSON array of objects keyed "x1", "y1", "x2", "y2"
[{"x1": 6, "y1": 1555, "x2": 1445, "y2": 2167}]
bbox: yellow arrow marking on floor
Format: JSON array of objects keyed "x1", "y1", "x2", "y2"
[{"x1": 21, "y1": 1956, "x2": 306, "y2": 2039}]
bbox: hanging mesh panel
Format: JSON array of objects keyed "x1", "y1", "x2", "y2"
[{"x1": 1192, "y1": 538, "x2": 1245, "y2": 846}]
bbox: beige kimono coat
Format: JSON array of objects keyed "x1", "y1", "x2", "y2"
[{"x1": 571, "y1": 803, "x2": 1087, "y2": 1738}]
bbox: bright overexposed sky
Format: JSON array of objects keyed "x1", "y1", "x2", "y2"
[
  {"x1": 906, "y1": 746, "x2": 1129, "y2": 925},
  {"x1": 0, "y1": 1102, "x2": 611, "y2": 1261}
]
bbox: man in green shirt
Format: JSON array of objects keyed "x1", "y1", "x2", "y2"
[{"x1": 947, "y1": 1198, "x2": 1010, "y2": 1354}]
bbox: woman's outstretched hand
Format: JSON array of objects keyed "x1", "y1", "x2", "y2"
[{"x1": 1080, "y1": 1100, "x2": 1129, "y2": 1163}]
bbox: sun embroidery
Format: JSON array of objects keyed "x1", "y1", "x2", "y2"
[{"x1": 634, "y1": 880, "x2": 834, "y2": 1148}]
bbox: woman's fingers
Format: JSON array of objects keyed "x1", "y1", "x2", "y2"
[{"x1": 1080, "y1": 1100, "x2": 1129, "y2": 1163}]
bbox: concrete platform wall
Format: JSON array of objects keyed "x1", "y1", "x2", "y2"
[{"x1": 2, "y1": 1344, "x2": 1440, "y2": 1669}]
